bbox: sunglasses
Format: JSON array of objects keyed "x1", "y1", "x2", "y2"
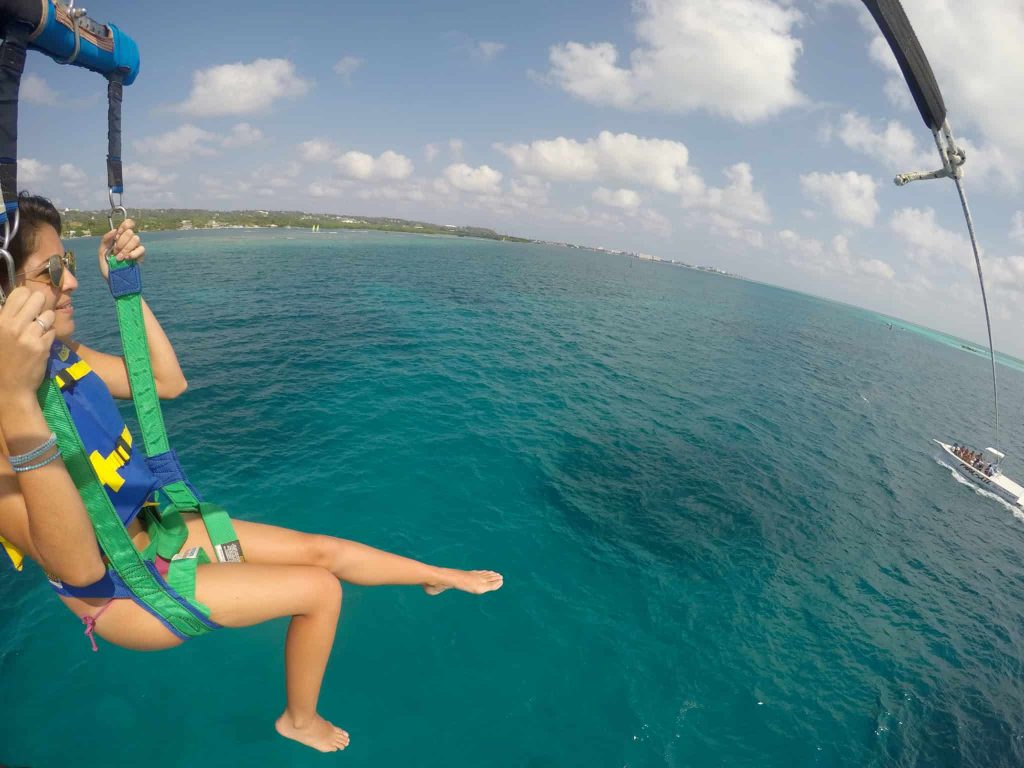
[{"x1": 16, "y1": 251, "x2": 76, "y2": 288}]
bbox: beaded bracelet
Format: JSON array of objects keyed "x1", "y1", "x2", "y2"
[
  {"x1": 12, "y1": 447, "x2": 63, "y2": 473},
  {"x1": 8, "y1": 432, "x2": 58, "y2": 468}
]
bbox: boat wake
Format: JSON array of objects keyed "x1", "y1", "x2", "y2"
[{"x1": 935, "y1": 457, "x2": 1024, "y2": 522}]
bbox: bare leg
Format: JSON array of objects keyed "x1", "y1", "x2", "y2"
[
  {"x1": 181, "y1": 516, "x2": 504, "y2": 595},
  {"x1": 192, "y1": 562, "x2": 350, "y2": 752},
  {"x1": 315, "y1": 537, "x2": 503, "y2": 595}
]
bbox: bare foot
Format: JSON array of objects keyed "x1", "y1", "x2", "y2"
[
  {"x1": 275, "y1": 712, "x2": 350, "y2": 752},
  {"x1": 423, "y1": 569, "x2": 504, "y2": 596}
]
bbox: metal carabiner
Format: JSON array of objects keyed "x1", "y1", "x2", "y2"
[
  {"x1": 2, "y1": 207, "x2": 20, "y2": 252},
  {"x1": 108, "y1": 204, "x2": 128, "y2": 234},
  {"x1": 0, "y1": 247, "x2": 15, "y2": 305},
  {"x1": 108, "y1": 188, "x2": 128, "y2": 233}
]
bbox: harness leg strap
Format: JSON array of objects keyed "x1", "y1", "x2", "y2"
[
  {"x1": 165, "y1": 546, "x2": 214, "y2": 617},
  {"x1": 197, "y1": 502, "x2": 245, "y2": 563}
]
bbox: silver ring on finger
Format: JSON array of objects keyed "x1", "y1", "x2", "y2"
[{"x1": 34, "y1": 317, "x2": 51, "y2": 332}]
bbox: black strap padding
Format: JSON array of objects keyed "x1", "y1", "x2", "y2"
[
  {"x1": 0, "y1": 20, "x2": 30, "y2": 210},
  {"x1": 106, "y1": 72, "x2": 123, "y2": 191},
  {"x1": 861, "y1": 0, "x2": 947, "y2": 131}
]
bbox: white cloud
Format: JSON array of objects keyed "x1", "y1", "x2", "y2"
[
  {"x1": 335, "y1": 150, "x2": 414, "y2": 181},
  {"x1": 834, "y1": 112, "x2": 933, "y2": 171},
  {"x1": 221, "y1": 123, "x2": 264, "y2": 148},
  {"x1": 355, "y1": 182, "x2": 428, "y2": 202},
  {"x1": 258, "y1": 161, "x2": 302, "y2": 191},
  {"x1": 889, "y1": 207, "x2": 971, "y2": 268},
  {"x1": 422, "y1": 140, "x2": 468, "y2": 164},
  {"x1": 334, "y1": 55, "x2": 363, "y2": 81},
  {"x1": 298, "y1": 139, "x2": 335, "y2": 163},
  {"x1": 593, "y1": 187, "x2": 641, "y2": 210},
  {"x1": 199, "y1": 173, "x2": 251, "y2": 200},
  {"x1": 639, "y1": 208, "x2": 672, "y2": 238},
  {"x1": 335, "y1": 151, "x2": 378, "y2": 180},
  {"x1": 554, "y1": 204, "x2": 628, "y2": 233},
  {"x1": 1011, "y1": 211, "x2": 1024, "y2": 244},
  {"x1": 175, "y1": 58, "x2": 310, "y2": 116},
  {"x1": 989, "y1": 256, "x2": 1024, "y2": 294},
  {"x1": 859, "y1": 0, "x2": 1024, "y2": 180},
  {"x1": 58, "y1": 164, "x2": 87, "y2": 188},
  {"x1": 134, "y1": 124, "x2": 218, "y2": 161},
  {"x1": 374, "y1": 151, "x2": 415, "y2": 180},
  {"x1": 497, "y1": 131, "x2": 700, "y2": 194},
  {"x1": 547, "y1": 0, "x2": 805, "y2": 122},
  {"x1": 779, "y1": 229, "x2": 894, "y2": 280},
  {"x1": 124, "y1": 163, "x2": 177, "y2": 189},
  {"x1": 498, "y1": 134, "x2": 769, "y2": 236},
  {"x1": 692, "y1": 162, "x2": 770, "y2": 224},
  {"x1": 307, "y1": 180, "x2": 348, "y2": 198},
  {"x1": 299, "y1": 140, "x2": 414, "y2": 181},
  {"x1": 707, "y1": 212, "x2": 764, "y2": 248},
  {"x1": 509, "y1": 175, "x2": 550, "y2": 206},
  {"x1": 19, "y1": 158, "x2": 52, "y2": 186},
  {"x1": 22, "y1": 74, "x2": 57, "y2": 105},
  {"x1": 800, "y1": 171, "x2": 878, "y2": 227},
  {"x1": 859, "y1": 257, "x2": 896, "y2": 280},
  {"x1": 439, "y1": 163, "x2": 503, "y2": 195},
  {"x1": 475, "y1": 41, "x2": 506, "y2": 61}
]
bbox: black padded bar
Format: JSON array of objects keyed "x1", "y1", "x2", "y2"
[
  {"x1": 0, "y1": 20, "x2": 30, "y2": 218},
  {"x1": 106, "y1": 72, "x2": 123, "y2": 192},
  {"x1": 861, "y1": 0, "x2": 946, "y2": 131}
]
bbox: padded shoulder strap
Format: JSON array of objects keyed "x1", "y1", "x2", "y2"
[{"x1": 107, "y1": 256, "x2": 200, "y2": 513}]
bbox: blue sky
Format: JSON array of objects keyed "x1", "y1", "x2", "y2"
[{"x1": 18, "y1": 0, "x2": 1024, "y2": 355}]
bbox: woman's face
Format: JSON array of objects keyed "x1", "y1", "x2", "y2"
[{"x1": 15, "y1": 224, "x2": 78, "y2": 339}]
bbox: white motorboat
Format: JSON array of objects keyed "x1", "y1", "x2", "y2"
[{"x1": 934, "y1": 440, "x2": 1024, "y2": 509}]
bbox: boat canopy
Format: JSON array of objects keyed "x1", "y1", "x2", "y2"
[{"x1": 983, "y1": 447, "x2": 1005, "y2": 463}]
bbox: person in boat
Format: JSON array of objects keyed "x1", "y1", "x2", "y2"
[{"x1": 0, "y1": 194, "x2": 504, "y2": 753}]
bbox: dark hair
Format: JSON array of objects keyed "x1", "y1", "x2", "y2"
[{"x1": 10, "y1": 192, "x2": 63, "y2": 272}]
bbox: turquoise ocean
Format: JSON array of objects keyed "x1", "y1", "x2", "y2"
[{"x1": 3, "y1": 229, "x2": 1024, "y2": 767}]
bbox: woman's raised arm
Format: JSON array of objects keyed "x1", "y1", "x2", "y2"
[
  {"x1": 0, "y1": 287, "x2": 105, "y2": 585},
  {"x1": 74, "y1": 220, "x2": 188, "y2": 400}
]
